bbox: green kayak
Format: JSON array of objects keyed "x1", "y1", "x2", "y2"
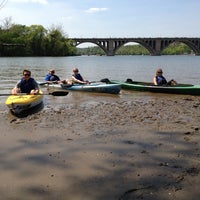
[{"x1": 109, "y1": 79, "x2": 200, "y2": 95}]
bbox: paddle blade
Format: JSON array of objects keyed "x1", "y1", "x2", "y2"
[
  {"x1": 50, "y1": 91, "x2": 69, "y2": 96},
  {"x1": 39, "y1": 82, "x2": 48, "y2": 86}
]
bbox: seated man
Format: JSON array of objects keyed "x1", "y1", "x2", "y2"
[
  {"x1": 12, "y1": 69, "x2": 39, "y2": 95},
  {"x1": 153, "y1": 68, "x2": 167, "y2": 86},
  {"x1": 45, "y1": 69, "x2": 61, "y2": 83},
  {"x1": 71, "y1": 68, "x2": 89, "y2": 84},
  {"x1": 153, "y1": 68, "x2": 177, "y2": 86}
]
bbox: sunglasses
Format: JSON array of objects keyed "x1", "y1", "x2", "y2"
[{"x1": 24, "y1": 74, "x2": 31, "y2": 76}]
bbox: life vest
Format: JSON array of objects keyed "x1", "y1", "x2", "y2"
[
  {"x1": 45, "y1": 74, "x2": 60, "y2": 81},
  {"x1": 72, "y1": 73, "x2": 84, "y2": 81},
  {"x1": 18, "y1": 78, "x2": 36, "y2": 93},
  {"x1": 156, "y1": 75, "x2": 167, "y2": 85}
]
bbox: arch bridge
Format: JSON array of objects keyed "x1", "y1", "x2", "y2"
[{"x1": 70, "y1": 37, "x2": 200, "y2": 56}]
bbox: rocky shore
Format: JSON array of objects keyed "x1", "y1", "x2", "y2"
[{"x1": 0, "y1": 92, "x2": 200, "y2": 200}]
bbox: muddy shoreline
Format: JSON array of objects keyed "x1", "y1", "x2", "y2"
[{"x1": 0, "y1": 92, "x2": 200, "y2": 200}]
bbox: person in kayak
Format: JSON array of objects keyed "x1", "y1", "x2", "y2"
[
  {"x1": 45, "y1": 69, "x2": 61, "y2": 83},
  {"x1": 45, "y1": 69, "x2": 72, "y2": 85},
  {"x1": 12, "y1": 69, "x2": 39, "y2": 94},
  {"x1": 72, "y1": 68, "x2": 89, "y2": 84},
  {"x1": 153, "y1": 68, "x2": 177, "y2": 86}
]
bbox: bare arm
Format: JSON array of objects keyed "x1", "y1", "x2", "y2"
[
  {"x1": 11, "y1": 81, "x2": 21, "y2": 94},
  {"x1": 72, "y1": 76, "x2": 88, "y2": 84},
  {"x1": 31, "y1": 79, "x2": 40, "y2": 94},
  {"x1": 153, "y1": 76, "x2": 158, "y2": 85}
]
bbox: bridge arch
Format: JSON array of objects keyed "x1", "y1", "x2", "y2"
[
  {"x1": 114, "y1": 42, "x2": 150, "y2": 55},
  {"x1": 176, "y1": 39, "x2": 200, "y2": 55},
  {"x1": 71, "y1": 38, "x2": 200, "y2": 56},
  {"x1": 73, "y1": 40, "x2": 109, "y2": 55}
]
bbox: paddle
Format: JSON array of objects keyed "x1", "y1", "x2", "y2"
[
  {"x1": 39, "y1": 81, "x2": 58, "y2": 85},
  {"x1": 39, "y1": 82, "x2": 48, "y2": 86},
  {"x1": 49, "y1": 91, "x2": 69, "y2": 96},
  {"x1": 39, "y1": 79, "x2": 111, "y2": 86},
  {"x1": 0, "y1": 91, "x2": 69, "y2": 96}
]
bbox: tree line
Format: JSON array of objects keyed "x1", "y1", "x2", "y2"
[
  {"x1": 0, "y1": 18, "x2": 77, "y2": 56},
  {"x1": 0, "y1": 18, "x2": 193, "y2": 56}
]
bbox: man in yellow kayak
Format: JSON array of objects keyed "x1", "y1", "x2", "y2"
[{"x1": 12, "y1": 69, "x2": 39, "y2": 95}]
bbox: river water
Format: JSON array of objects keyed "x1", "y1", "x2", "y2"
[{"x1": 0, "y1": 55, "x2": 200, "y2": 104}]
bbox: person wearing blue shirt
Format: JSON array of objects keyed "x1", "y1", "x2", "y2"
[
  {"x1": 45, "y1": 69, "x2": 61, "y2": 83},
  {"x1": 153, "y1": 68, "x2": 177, "y2": 86},
  {"x1": 12, "y1": 69, "x2": 39, "y2": 94}
]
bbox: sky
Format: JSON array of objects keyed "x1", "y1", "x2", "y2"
[{"x1": 0, "y1": 0, "x2": 200, "y2": 39}]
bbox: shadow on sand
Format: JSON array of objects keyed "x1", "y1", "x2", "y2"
[{"x1": 9, "y1": 102, "x2": 44, "y2": 118}]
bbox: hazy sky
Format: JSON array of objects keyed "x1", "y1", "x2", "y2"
[{"x1": 1, "y1": 0, "x2": 200, "y2": 38}]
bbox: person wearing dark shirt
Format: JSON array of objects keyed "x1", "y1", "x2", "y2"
[
  {"x1": 45, "y1": 69, "x2": 61, "y2": 83},
  {"x1": 153, "y1": 68, "x2": 167, "y2": 85},
  {"x1": 153, "y1": 68, "x2": 177, "y2": 86},
  {"x1": 71, "y1": 68, "x2": 89, "y2": 84},
  {"x1": 12, "y1": 69, "x2": 39, "y2": 94}
]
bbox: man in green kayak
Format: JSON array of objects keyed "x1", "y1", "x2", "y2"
[
  {"x1": 12, "y1": 69, "x2": 39, "y2": 95},
  {"x1": 153, "y1": 68, "x2": 177, "y2": 86}
]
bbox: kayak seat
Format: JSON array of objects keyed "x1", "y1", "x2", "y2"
[
  {"x1": 126, "y1": 78, "x2": 134, "y2": 83},
  {"x1": 100, "y1": 78, "x2": 111, "y2": 84},
  {"x1": 125, "y1": 78, "x2": 140, "y2": 84}
]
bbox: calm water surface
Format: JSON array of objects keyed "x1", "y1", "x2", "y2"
[{"x1": 0, "y1": 55, "x2": 200, "y2": 102}]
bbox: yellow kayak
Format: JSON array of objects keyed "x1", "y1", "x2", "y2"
[{"x1": 5, "y1": 91, "x2": 43, "y2": 115}]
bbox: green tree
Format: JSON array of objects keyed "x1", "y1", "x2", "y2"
[
  {"x1": 46, "y1": 25, "x2": 76, "y2": 56},
  {"x1": 0, "y1": 20, "x2": 76, "y2": 56},
  {"x1": 0, "y1": 22, "x2": 26, "y2": 56},
  {"x1": 162, "y1": 42, "x2": 192, "y2": 55},
  {"x1": 25, "y1": 25, "x2": 47, "y2": 56}
]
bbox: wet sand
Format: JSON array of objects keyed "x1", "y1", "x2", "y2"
[{"x1": 0, "y1": 91, "x2": 200, "y2": 200}]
